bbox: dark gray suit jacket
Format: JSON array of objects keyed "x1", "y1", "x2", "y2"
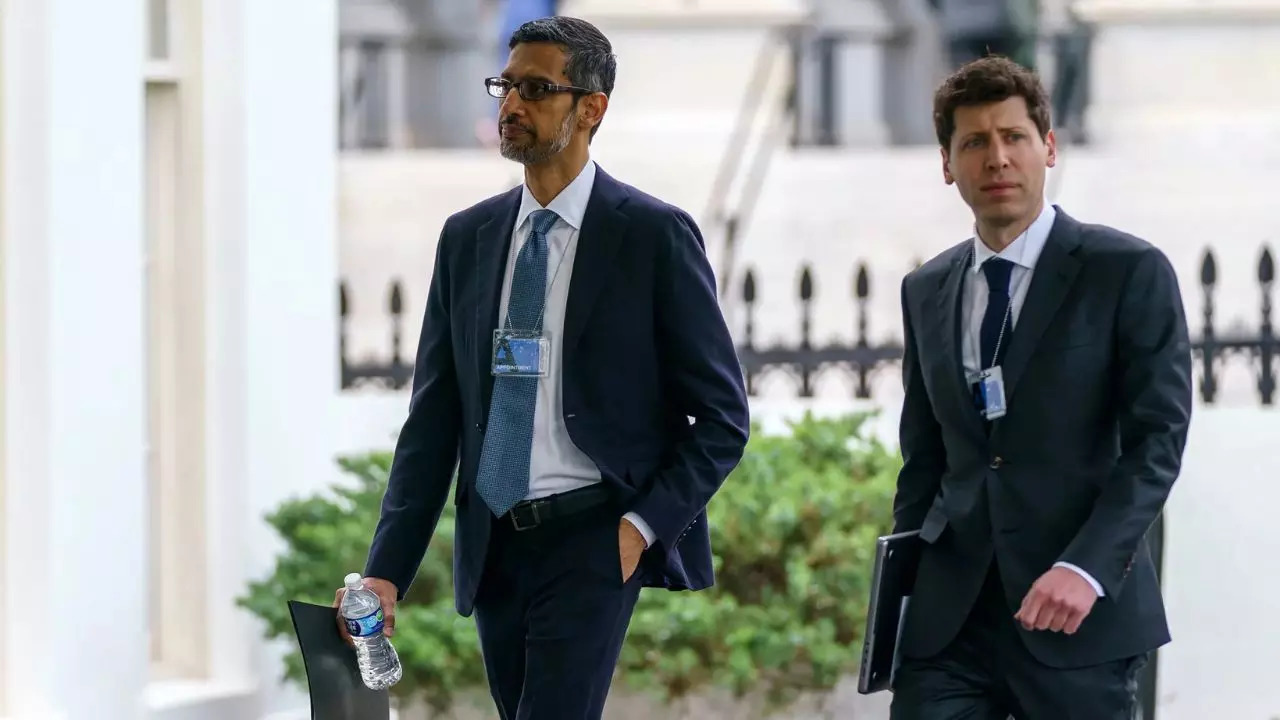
[{"x1": 892, "y1": 207, "x2": 1193, "y2": 668}]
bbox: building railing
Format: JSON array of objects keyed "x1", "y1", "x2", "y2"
[
  {"x1": 734, "y1": 246, "x2": 1276, "y2": 406},
  {"x1": 338, "y1": 245, "x2": 1276, "y2": 404},
  {"x1": 338, "y1": 280, "x2": 413, "y2": 390},
  {"x1": 1196, "y1": 247, "x2": 1276, "y2": 404}
]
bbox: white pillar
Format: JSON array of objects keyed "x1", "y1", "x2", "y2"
[
  {"x1": 199, "y1": 0, "x2": 258, "y2": 693},
  {"x1": 241, "y1": 0, "x2": 340, "y2": 714},
  {"x1": 2, "y1": 0, "x2": 147, "y2": 718},
  {"x1": 832, "y1": 13, "x2": 893, "y2": 146},
  {"x1": 0, "y1": 1, "x2": 7, "y2": 714},
  {"x1": 793, "y1": 0, "x2": 896, "y2": 147},
  {"x1": 1072, "y1": 0, "x2": 1280, "y2": 151}
]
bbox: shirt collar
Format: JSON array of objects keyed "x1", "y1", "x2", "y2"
[
  {"x1": 970, "y1": 202, "x2": 1057, "y2": 273},
  {"x1": 514, "y1": 159, "x2": 597, "y2": 234}
]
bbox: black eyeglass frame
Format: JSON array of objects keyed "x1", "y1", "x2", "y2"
[{"x1": 484, "y1": 76, "x2": 597, "y2": 102}]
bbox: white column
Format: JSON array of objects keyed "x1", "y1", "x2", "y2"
[
  {"x1": 199, "y1": 0, "x2": 256, "y2": 692},
  {"x1": 1072, "y1": 0, "x2": 1280, "y2": 151},
  {"x1": 2, "y1": 0, "x2": 147, "y2": 718},
  {"x1": 0, "y1": 0, "x2": 7, "y2": 713},
  {"x1": 793, "y1": 0, "x2": 896, "y2": 147},
  {"x1": 241, "y1": 0, "x2": 340, "y2": 715},
  {"x1": 0, "y1": 2, "x2": 50, "y2": 714},
  {"x1": 386, "y1": 44, "x2": 409, "y2": 148},
  {"x1": 831, "y1": 8, "x2": 893, "y2": 146}
]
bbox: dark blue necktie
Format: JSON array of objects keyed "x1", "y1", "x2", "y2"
[
  {"x1": 475, "y1": 209, "x2": 559, "y2": 516},
  {"x1": 980, "y1": 257, "x2": 1015, "y2": 369}
]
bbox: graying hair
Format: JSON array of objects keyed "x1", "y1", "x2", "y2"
[{"x1": 509, "y1": 16, "x2": 616, "y2": 139}]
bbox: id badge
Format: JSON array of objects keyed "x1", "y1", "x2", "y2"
[
  {"x1": 976, "y1": 366, "x2": 1007, "y2": 420},
  {"x1": 492, "y1": 329, "x2": 550, "y2": 377}
]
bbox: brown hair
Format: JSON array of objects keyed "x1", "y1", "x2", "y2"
[{"x1": 933, "y1": 56, "x2": 1051, "y2": 150}]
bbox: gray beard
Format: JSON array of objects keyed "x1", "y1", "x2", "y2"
[{"x1": 500, "y1": 110, "x2": 575, "y2": 166}]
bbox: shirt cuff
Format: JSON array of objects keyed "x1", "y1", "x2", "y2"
[
  {"x1": 1054, "y1": 561, "x2": 1105, "y2": 597},
  {"x1": 622, "y1": 512, "x2": 655, "y2": 549}
]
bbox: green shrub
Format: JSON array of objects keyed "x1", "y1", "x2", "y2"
[{"x1": 238, "y1": 412, "x2": 900, "y2": 713}]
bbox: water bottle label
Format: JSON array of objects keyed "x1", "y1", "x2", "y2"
[{"x1": 345, "y1": 608, "x2": 385, "y2": 638}]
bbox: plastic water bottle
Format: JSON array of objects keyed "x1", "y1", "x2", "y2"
[{"x1": 340, "y1": 572, "x2": 403, "y2": 690}]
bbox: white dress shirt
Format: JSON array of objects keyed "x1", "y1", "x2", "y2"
[
  {"x1": 961, "y1": 202, "x2": 1104, "y2": 597},
  {"x1": 498, "y1": 159, "x2": 656, "y2": 547}
]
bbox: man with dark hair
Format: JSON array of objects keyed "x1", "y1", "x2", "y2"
[
  {"x1": 889, "y1": 55, "x2": 1192, "y2": 719},
  {"x1": 335, "y1": 15, "x2": 750, "y2": 720}
]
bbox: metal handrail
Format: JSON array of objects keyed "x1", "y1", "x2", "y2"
[
  {"x1": 716, "y1": 43, "x2": 794, "y2": 302},
  {"x1": 703, "y1": 29, "x2": 796, "y2": 303},
  {"x1": 702, "y1": 34, "x2": 781, "y2": 232}
]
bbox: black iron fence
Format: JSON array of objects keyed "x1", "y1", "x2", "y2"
[
  {"x1": 339, "y1": 280, "x2": 413, "y2": 390},
  {"x1": 737, "y1": 263, "x2": 903, "y2": 399},
  {"x1": 735, "y1": 246, "x2": 1276, "y2": 406},
  {"x1": 339, "y1": 245, "x2": 1277, "y2": 404},
  {"x1": 1195, "y1": 247, "x2": 1276, "y2": 404}
]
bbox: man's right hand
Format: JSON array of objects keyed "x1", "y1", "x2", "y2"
[{"x1": 333, "y1": 577, "x2": 398, "y2": 647}]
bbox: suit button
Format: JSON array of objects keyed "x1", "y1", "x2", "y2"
[{"x1": 989, "y1": 457, "x2": 1003, "y2": 469}]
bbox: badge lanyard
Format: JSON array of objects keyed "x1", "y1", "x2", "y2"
[
  {"x1": 986, "y1": 301, "x2": 1013, "y2": 371},
  {"x1": 492, "y1": 221, "x2": 570, "y2": 378},
  {"x1": 971, "y1": 245, "x2": 1023, "y2": 371},
  {"x1": 503, "y1": 230, "x2": 571, "y2": 333},
  {"x1": 972, "y1": 246, "x2": 1021, "y2": 421}
]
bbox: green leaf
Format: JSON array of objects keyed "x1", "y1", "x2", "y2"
[{"x1": 237, "y1": 411, "x2": 900, "y2": 712}]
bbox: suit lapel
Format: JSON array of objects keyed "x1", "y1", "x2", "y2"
[
  {"x1": 935, "y1": 247, "x2": 986, "y2": 441},
  {"x1": 562, "y1": 168, "x2": 629, "y2": 355},
  {"x1": 999, "y1": 211, "x2": 1083, "y2": 402},
  {"x1": 474, "y1": 188, "x2": 521, "y2": 413}
]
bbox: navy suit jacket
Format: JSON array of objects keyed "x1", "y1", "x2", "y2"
[{"x1": 364, "y1": 166, "x2": 750, "y2": 616}]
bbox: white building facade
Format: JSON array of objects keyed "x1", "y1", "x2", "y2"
[
  {"x1": 0, "y1": 0, "x2": 338, "y2": 718},
  {"x1": 3, "y1": 0, "x2": 1280, "y2": 718}
]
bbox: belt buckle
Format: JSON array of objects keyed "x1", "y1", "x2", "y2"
[{"x1": 510, "y1": 501, "x2": 541, "y2": 531}]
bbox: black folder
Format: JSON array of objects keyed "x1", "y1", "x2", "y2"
[
  {"x1": 287, "y1": 600, "x2": 391, "y2": 719},
  {"x1": 856, "y1": 529, "x2": 923, "y2": 694}
]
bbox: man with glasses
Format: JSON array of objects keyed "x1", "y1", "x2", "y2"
[{"x1": 336, "y1": 15, "x2": 750, "y2": 720}]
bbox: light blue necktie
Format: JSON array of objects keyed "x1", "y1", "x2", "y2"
[{"x1": 476, "y1": 209, "x2": 559, "y2": 516}]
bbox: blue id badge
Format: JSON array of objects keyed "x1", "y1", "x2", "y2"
[
  {"x1": 976, "y1": 366, "x2": 1007, "y2": 420},
  {"x1": 492, "y1": 330, "x2": 550, "y2": 377}
]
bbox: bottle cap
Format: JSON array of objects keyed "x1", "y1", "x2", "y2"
[{"x1": 344, "y1": 572, "x2": 362, "y2": 590}]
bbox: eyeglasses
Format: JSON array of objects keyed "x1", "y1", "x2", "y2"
[{"x1": 485, "y1": 76, "x2": 594, "y2": 102}]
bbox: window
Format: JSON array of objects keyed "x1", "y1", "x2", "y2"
[
  {"x1": 148, "y1": 0, "x2": 171, "y2": 61},
  {"x1": 144, "y1": 0, "x2": 208, "y2": 681},
  {"x1": 146, "y1": 0, "x2": 177, "y2": 82}
]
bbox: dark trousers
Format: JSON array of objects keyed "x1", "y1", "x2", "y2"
[
  {"x1": 473, "y1": 504, "x2": 644, "y2": 720},
  {"x1": 891, "y1": 561, "x2": 1148, "y2": 720}
]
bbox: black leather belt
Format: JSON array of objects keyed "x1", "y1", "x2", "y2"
[{"x1": 505, "y1": 484, "x2": 612, "y2": 531}]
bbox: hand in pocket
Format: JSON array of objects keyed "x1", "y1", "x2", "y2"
[{"x1": 618, "y1": 519, "x2": 645, "y2": 583}]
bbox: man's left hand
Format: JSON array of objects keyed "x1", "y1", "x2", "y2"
[
  {"x1": 618, "y1": 518, "x2": 646, "y2": 583},
  {"x1": 1015, "y1": 566, "x2": 1098, "y2": 634}
]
